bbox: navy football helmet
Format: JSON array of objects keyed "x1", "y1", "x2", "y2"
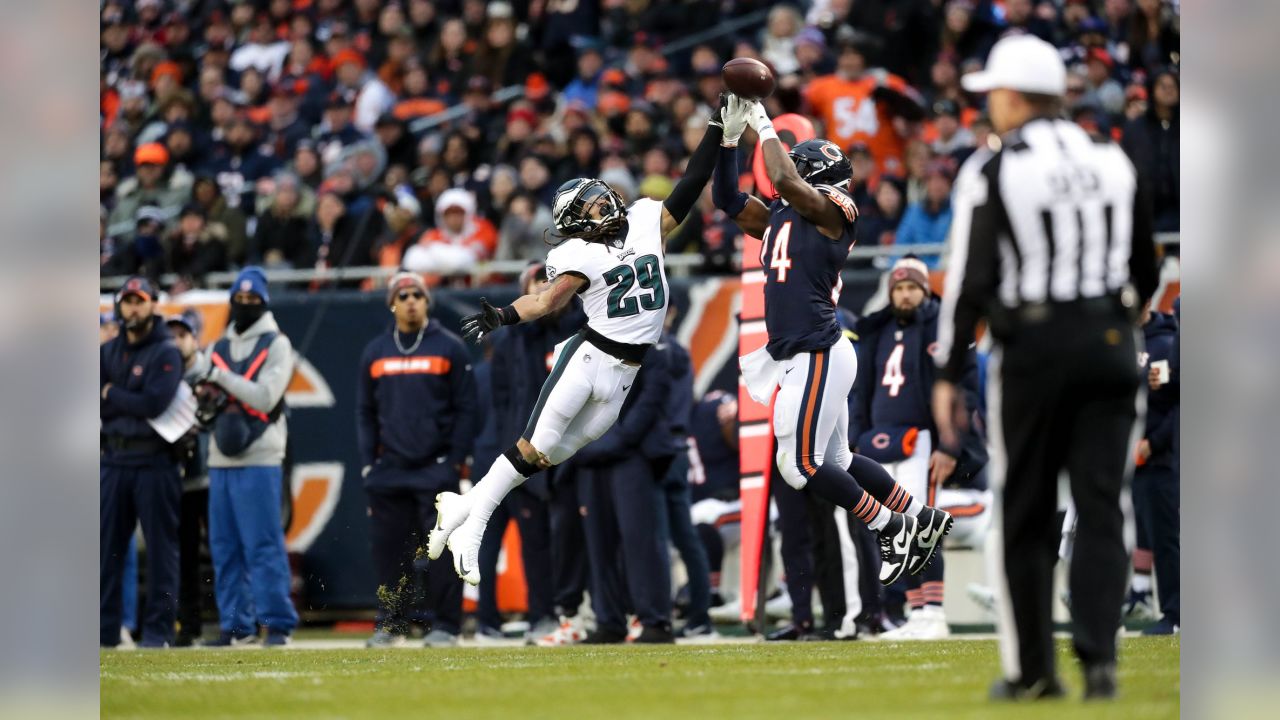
[{"x1": 787, "y1": 139, "x2": 852, "y2": 187}]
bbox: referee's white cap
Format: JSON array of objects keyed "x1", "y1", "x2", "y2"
[{"x1": 961, "y1": 34, "x2": 1066, "y2": 96}]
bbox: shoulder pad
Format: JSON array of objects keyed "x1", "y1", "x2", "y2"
[{"x1": 815, "y1": 184, "x2": 859, "y2": 223}]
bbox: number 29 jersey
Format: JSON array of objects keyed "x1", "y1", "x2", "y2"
[
  {"x1": 544, "y1": 198, "x2": 668, "y2": 346},
  {"x1": 761, "y1": 184, "x2": 860, "y2": 361}
]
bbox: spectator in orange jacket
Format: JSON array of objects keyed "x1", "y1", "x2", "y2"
[{"x1": 402, "y1": 188, "x2": 497, "y2": 281}]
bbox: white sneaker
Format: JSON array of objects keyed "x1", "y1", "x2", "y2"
[
  {"x1": 877, "y1": 610, "x2": 925, "y2": 641},
  {"x1": 708, "y1": 598, "x2": 742, "y2": 623},
  {"x1": 908, "y1": 606, "x2": 951, "y2": 640},
  {"x1": 626, "y1": 616, "x2": 643, "y2": 642},
  {"x1": 428, "y1": 491, "x2": 471, "y2": 561},
  {"x1": 764, "y1": 591, "x2": 793, "y2": 619},
  {"x1": 446, "y1": 517, "x2": 484, "y2": 586},
  {"x1": 535, "y1": 615, "x2": 587, "y2": 647},
  {"x1": 119, "y1": 627, "x2": 136, "y2": 649}
]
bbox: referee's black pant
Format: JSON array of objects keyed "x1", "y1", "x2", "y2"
[{"x1": 988, "y1": 303, "x2": 1142, "y2": 686}]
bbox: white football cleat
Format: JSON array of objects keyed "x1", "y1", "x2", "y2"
[
  {"x1": 428, "y1": 491, "x2": 471, "y2": 561},
  {"x1": 534, "y1": 615, "x2": 587, "y2": 647},
  {"x1": 877, "y1": 513, "x2": 918, "y2": 586},
  {"x1": 447, "y1": 518, "x2": 484, "y2": 586},
  {"x1": 877, "y1": 606, "x2": 950, "y2": 641}
]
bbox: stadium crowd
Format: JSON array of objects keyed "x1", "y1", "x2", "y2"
[
  {"x1": 101, "y1": 0, "x2": 1179, "y2": 291},
  {"x1": 101, "y1": 0, "x2": 1180, "y2": 646}
]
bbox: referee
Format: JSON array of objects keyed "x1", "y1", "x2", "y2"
[{"x1": 932, "y1": 35, "x2": 1158, "y2": 701}]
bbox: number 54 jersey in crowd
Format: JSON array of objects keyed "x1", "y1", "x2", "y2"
[
  {"x1": 760, "y1": 185, "x2": 860, "y2": 361},
  {"x1": 545, "y1": 198, "x2": 669, "y2": 345}
]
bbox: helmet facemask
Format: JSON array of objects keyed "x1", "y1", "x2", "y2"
[{"x1": 550, "y1": 179, "x2": 629, "y2": 248}]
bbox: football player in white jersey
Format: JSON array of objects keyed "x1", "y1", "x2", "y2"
[{"x1": 427, "y1": 111, "x2": 728, "y2": 585}]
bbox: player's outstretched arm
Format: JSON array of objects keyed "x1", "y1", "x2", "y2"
[
  {"x1": 746, "y1": 102, "x2": 846, "y2": 239},
  {"x1": 659, "y1": 99, "x2": 726, "y2": 237},
  {"x1": 460, "y1": 274, "x2": 586, "y2": 344},
  {"x1": 710, "y1": 95, "x2": 769, "y2": 238}
]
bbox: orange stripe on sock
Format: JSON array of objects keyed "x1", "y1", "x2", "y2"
[
  {"x1": 853, "y1": 495, "x2": 872, "y2": 520},
  {"x1": 857, "y1": 497, "x2": 883, "y2": 524}
]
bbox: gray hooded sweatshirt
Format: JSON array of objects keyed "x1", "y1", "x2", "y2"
[{"x1": 205, "y1": 311, "x2": 294, "y2": 468}]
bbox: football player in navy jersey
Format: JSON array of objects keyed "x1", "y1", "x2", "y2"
[{"x1": 712, "y1": 95, "x2": 953, "y2": 586}]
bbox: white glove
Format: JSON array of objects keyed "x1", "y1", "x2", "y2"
[
  {"x1": 720, "y1": 93, "x2": 749, "y2": 147},
  {"x1": 745, "y1": 100, "x2": 774, "y2": 135}
]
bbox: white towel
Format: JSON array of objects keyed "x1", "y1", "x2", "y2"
[{"x1": 739, "y1": 344, "x2": 782, "y2": 406}]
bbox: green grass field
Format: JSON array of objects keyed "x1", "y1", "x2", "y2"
[{"x1": 101, "y1": 637, "x2": 1178, "y2": 719}]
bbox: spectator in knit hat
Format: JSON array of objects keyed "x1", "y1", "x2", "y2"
[
  {"x1": 402, "y1": 188, "x2": 497, "y2": 279},
  {"x1": 108, "y1": 143, "x2": 189, "y2": 239},
  {"x1": 332, "y1": 48, "x2": 396, "y2": 134},
  {"x1": 894, "y1": 160, "x2": 955, "y2": 268}
]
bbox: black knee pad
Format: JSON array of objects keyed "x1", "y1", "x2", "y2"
[{"x1": 504, "y1": 445, "x2": 543, "y2": 477}]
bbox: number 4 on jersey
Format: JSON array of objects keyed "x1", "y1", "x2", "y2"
[
  {"x1": 881, "y1": 343, "x2": 905, "y2": 397},
  {"x1": 763, "y1": 221, "x2": 793, "y2": 282}
]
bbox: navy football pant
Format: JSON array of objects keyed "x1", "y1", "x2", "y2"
[
  {"x1": 208, "y1": 466, "x2": 298, "y2": 635},
  {"x1": 1132, "y1": 464, "x2": 1179, "y2": 622},
  {"x1": 477, "y1": 485, "x2": 553, "y2": 630},
  {"x1": 366, "y1": 485, "x2": 462, "y2": 635},
  {"x1": 549, "y1": 467, "x2": 588, "y2": 617},
  {"x1": 578, "y1": 455, "x2": 672, "y2": 631},
  {"x1": 101, "y1": 460, "x2": 181, "y2": 646},
  {"x1": 654, "y1": 454, "x2": 713, "y2": 627}
]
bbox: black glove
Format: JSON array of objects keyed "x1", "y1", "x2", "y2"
[
  {"x1": 708, "y1": 93, "x2": 727, "y2": 131},
  {"x1": 460, "y1": 297, "x2": 506, "y2": 344}
]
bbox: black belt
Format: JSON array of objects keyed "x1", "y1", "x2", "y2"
[
  {"x1": 1000, "y1": 293, "x2": 1136, "y2": 329},
  {"x1": 579, "y1": 325, "x2": 650, "y2": 365},
  {"x1": 102, "y1": 435, "x2": 169, "y2": 455}
]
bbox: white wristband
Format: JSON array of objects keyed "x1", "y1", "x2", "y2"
[{"x1": 757, "y1": 125, "x2": 778, "y2": 143}]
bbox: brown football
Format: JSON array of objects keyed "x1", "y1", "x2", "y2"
[{"x1": 722, "y1": 57, "x2": 775, "y2": 100}]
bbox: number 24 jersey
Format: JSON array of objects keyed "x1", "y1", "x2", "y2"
[
  {"x1": 545, "y1": 198, "x2": 668, "y2": 346},
  {"x1": 761, "y1": 185, "x2": 859, "y2": 361}
]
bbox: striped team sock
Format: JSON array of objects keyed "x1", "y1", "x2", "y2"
[
  {"x1": 906, "y1": 587, "x2": 926, "y2": 611},
  {"x1": 922, "y1": 581, "x2": 945, "y2": 607},
  {"x1": 883, "y1": 484, "x2": 923, "y2": 516},
  {"x1": 851, "y1": 492, "x2": 890, "y2": 530}
]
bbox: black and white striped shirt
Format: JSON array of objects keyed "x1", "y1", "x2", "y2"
[{"x1": 936, "y1": 117, "x2": 1158, "y2": 381}]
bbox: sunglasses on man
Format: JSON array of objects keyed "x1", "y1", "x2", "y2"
[{"x1": 397, "y1": 290, "x2": 426, "y2": 302}]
